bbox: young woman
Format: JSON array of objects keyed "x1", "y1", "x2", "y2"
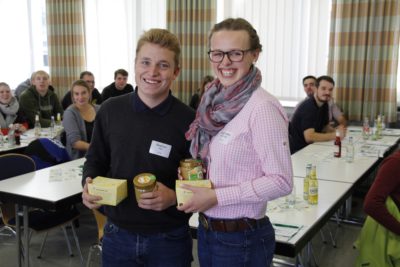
[
  {"x1": 63, "y1": 80, "x2": 99, "y2": 160},
  {"x1": 180, "y1": 18, "x2": 293, "y2": 266},
  {"x1": 0, "y1": 82, "x2": 28, "y2": 135}
]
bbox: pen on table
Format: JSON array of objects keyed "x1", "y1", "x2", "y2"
[{"x1": 273, "y1": 223, "x2": 299, "y2": 229}]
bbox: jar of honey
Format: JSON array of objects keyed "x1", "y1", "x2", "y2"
[
  {"x1": 133, "y1": 173, "x2": 157, "y2": 202},
  {"x1": 180, "y1": 159, "x2": 203, "y2": 180}
]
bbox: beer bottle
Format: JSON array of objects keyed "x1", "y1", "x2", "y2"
[
  {"x1": 303, "y1": 164, "x2": 312, "y2": 200},
  {"x1": 308, "y1": 165, "x2": 318, "y2": 205}
]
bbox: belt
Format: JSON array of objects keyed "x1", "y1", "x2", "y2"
[{"x1": 198, "y1": 213, "x2": 269, "y2": 232}]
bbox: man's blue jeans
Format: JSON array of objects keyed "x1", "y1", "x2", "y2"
[
  {"x1": 102, "y1": 222, "x2": 193, "y2": 267},
  {"x1": 197, "y1": 217, "x2": 275, "y2": 267}
]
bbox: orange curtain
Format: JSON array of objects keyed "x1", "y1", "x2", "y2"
[
  {"x1": 328, "y1": 0, "x2": 400, "y2": 123},
  {"x1": 167, "y1": 0, "x2": 216, "y2": 104},
  {"x1": 46, "y1": 0, "x2": 86, "y2": 98}
]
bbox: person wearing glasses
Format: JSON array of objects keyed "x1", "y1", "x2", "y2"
[
  {"x1": 61, "y1": 71, "x2": 103, "y2": 110},
  {"x1": 179, "y1": 18, "x2": 293, "y2": 267}
]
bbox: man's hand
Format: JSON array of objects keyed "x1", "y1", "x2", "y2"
[
  {"x1": 138, "y1": 182, "x2": 176, "y2": 211},
  {"x1": 82, "y1": 177, "x2": 103, "y2": 209}
]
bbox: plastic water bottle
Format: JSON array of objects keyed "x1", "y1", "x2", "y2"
[
  {"x1": 7, "y1": 125, "x2": 15, "y2": 146},
  {"x1": 50, "y1": 115, "x2": 56, "y2": 137},
  {"x1": 346, "y1": 136, "x2": 354, "y2": 163},
  {"x1": 34, "y1": 114, "x2": 41, "y2": 137}
]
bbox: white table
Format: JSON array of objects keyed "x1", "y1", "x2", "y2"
[
  {"x1": 0, "y1": 127, "x2": 64, "y2": 155},
  {"x1": 313, "y1": 126, "x2": 400, "y2": 158},
  {"x1": 0, "y1": 158, "x2": 84, "y2": 267},
  {"x1": 188, "y1": 177, "x2": 352, "y2": 261},
  {"x1": 291, "y1": 144, "x2": 379, "y2": 183}
]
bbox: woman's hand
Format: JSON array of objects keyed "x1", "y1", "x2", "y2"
[{"x1": 177, "y1": 184, "x2": 218, "y2": 213}]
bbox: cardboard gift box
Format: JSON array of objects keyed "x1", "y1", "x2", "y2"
[
  {"x1": 88, "y1": 176, "x2": 128, "y2": 206},
  {"x1": 176, "y1": 179, "x2": 212, "y2": 206}
]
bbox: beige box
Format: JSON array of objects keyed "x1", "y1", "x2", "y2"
[
  {"x1": 176, "y1": 180, "x2": 212, "y2": 206},
  {"x1": 88, "y1": 176, "x2": 128, "y2": 206}
]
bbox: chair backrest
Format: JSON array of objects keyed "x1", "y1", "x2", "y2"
[
  {"x1": 0, "y1": 153, "x2": 36, "y2": 225},
  {"x1": 92, "y1": 209, "x2": 107, "y2": 242},
  {"x1": 0, "y1": 153, "x2": 36, "y2": 180},
  {"x1": 24, "y1": 138, "x2": 70, "y2": 170}
]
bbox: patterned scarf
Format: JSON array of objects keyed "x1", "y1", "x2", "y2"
[
  {"x1": 185, "y1": 66, "x2": 261, "y2": 166},
  {"x1": 0, "y1": 97, "x2": 19, "y2": 128}
]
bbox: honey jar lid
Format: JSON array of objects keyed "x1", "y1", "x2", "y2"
[
  {"x1": 133, "y1": 173, "x2": 156, "y2": 187},
  {"x1": 180, "y1": 158, "x2": 202, "y2": 167}
]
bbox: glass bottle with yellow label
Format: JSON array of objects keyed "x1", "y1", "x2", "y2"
[{"x1": 308, "y1": 165, "x2": 318, "y2": 205}]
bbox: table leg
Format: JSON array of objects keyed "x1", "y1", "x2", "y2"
[
  {"x1": 23, "y1": 205, "x2": 29, "y2": 267},
  {"x1": 15, "y1": 204, "x2": 21, "y2": 267}
]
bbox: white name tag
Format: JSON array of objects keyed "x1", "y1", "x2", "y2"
[
  {"x1": 217, "y1": 130, "x2": 233, "y2": 145},
  {"x1": 149, "y1": 140, "x2": 172, "y2": 158}
]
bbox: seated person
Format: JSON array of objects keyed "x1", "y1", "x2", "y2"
[
  {"x1": 19, "y1": 70, "x2": 63, "y2": 128},
  {"x1": 14, "y1": 75, "x2": 55, "y2": 100},
  {"x1": 289, "y1": 75, "x2": 346, "y2": 154},
  {"x1": 62, "y1": 71, "x2": 102, "y2": 109},
  {"x1": 63, "y1": 80, "x2": 99, "y2": 160},
  {"x1": 101, "y1": 68, "x2": 134, "y2": 102},
  {"x1": 189, "y1": 75, "x2": 214, "y2": 110},
  {"x1": 0, "y1": 82, "x2": 28, "y2": 135},
  {"x1": 355, "y1": 149, "x2": 400, "y2": 266},
  {"x1": 301, "y1": 75, "x2": 346, "y2": 127},
  {"x1": 364, "y1": 149, "x2": 400, "y2": 235}
]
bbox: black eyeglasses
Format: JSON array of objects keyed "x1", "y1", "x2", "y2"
[{"x1": 207, "y1": 49, "x2": 252, "y2": 63}]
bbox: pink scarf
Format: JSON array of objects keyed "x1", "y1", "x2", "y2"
[{"x1": 185, "y1": 66, "x2": 261, "y2": 166}]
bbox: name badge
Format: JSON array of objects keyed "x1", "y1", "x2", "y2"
[
  {"x1": 217, "y1": 130, "x2": 233, "y2": 145},
  {"x1": 149, "y1": 140, "x2": 172, "y2": 158}
]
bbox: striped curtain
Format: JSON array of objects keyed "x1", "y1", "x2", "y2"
[
  {"x1": 167, "y1": 0, "x2": 216, "y2": 104},
  {"x1": 46, "y1": 0, "x2": 86, "y2": 98},
  {"x1": 328, "y1": 0, "x2": 400, "y2": 123}
]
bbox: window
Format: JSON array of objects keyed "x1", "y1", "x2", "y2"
[
  {"x1": 217, "y1": 0, "x2": 332, "y2": 101},
  {"x1": 84, "y1": 0, "x2": 166, "y2": 91},
  {"x1": 0, "y1": 0, "x2": 48, "y2": 89}
]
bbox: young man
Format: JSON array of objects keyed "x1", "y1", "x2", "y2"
[
  {"x1": 301, "y1": 75, "x2": 347, "y2": 127},
  {"x1": 302, "y1": 75, "x2": 317, "y2": 97},
  {"x1": 101, "y1": 68, "x2": 134, "y2": 102},
  {"x1": 61, "y1": 71, "x2": 102, "y2": 109},
  {"x1": 81, "y1": 29, "x2": 195, "y2": 266},
  {"x1": 19, "y1": 70, "x2": 63, "y2": 128},
  {"x1": 289, "y1": 75, "x2": 346, "y2": 154}
]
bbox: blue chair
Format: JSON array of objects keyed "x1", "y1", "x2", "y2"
[
  {"x1": 0, "y1": 153, "x2": 83, "y2": 262},
  {"x1": 24, "y1": 138, "x2": 70, "y2": 170}
]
